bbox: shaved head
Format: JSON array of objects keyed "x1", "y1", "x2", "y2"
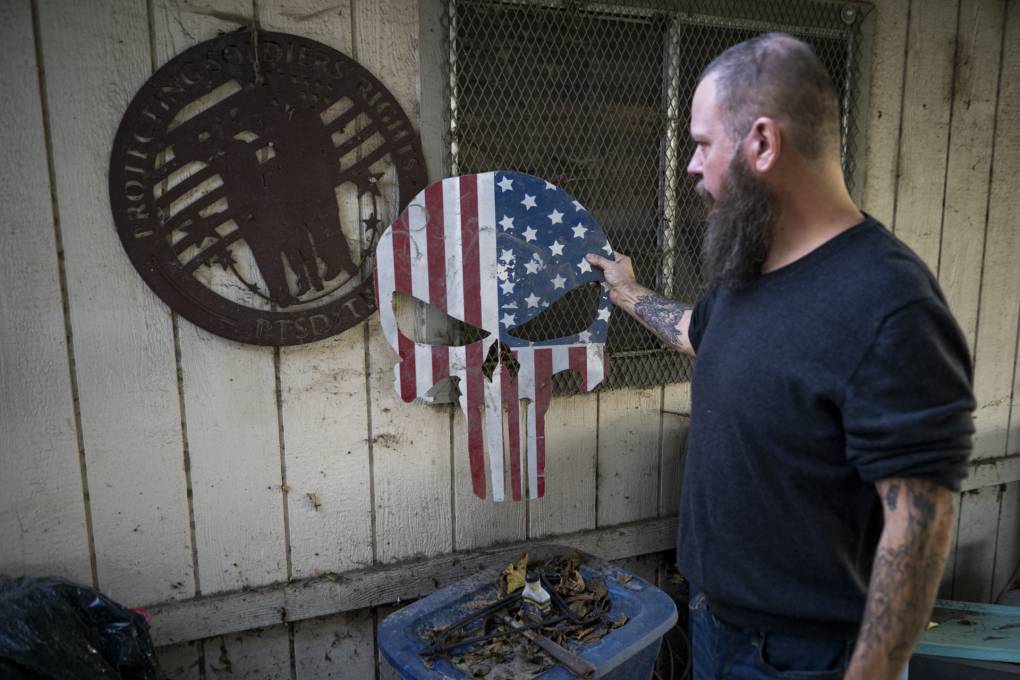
[{"x1": 701, "y1": 33, "x2": 840, "y2": 159}]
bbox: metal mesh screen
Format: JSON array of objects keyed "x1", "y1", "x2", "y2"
[{"x1": 443, "y1": 0, "x2": 872, "y2": 393}]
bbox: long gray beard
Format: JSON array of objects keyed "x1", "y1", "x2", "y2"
[{"x1": 697, "y1": 157, "x2": 777, "y2": 289}]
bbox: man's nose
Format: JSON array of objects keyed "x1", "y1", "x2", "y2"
[{"x1": 687, "y1": 148, "x2": 703, "y2": 176}]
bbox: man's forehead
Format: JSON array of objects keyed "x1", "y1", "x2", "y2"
[
  {"x1": 690, "y1": 75, "x2": 720, "y2": 134},
  {"x1": 693, "y1": 73, "x2": 718, "y2": 102}
]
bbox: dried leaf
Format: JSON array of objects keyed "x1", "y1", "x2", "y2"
[
  {"x1": 617, "y1": 572, "x2": 633, "y2": 584},
  {"x1": 569, "y1": 601, "x2": 590, "y2": 618},
  {"x1": 566, "y1": 592, "x2": 595, "y2": 603},
  {"x1": 499, "y1": 553, "x2": 529, "y2": 594}
]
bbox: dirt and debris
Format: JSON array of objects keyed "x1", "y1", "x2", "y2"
[
  {"x1": 371, "y1": 433, "x2": 401, "y2": 447},
  {"x1": 424, "y1": 553, "x2": 629, "y2": 678},
  {"x1": 931, "y1": 608, "x2": 980, "y2": 625}
]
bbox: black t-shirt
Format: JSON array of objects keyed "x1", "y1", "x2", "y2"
[{"x1": 679, "y1": 216, "x2": 975, "y2": 640}]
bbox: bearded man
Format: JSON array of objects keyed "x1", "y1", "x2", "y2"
[{"x1": 588, "y1": 34, "x2": 975, "y2": 680}]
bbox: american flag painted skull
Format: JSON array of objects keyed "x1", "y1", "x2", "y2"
[{"x1": 375, "y1": 172, "x2": 612, "y2": 501}]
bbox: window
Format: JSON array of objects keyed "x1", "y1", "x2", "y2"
[{"x1": 436, "y1": 0, "x2": 872, "y2": 392}]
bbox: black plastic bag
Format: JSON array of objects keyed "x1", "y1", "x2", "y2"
[{"x1": 0, "y1": 576, "x2": 159, "y2": 680}]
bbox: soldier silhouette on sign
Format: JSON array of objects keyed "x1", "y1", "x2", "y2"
[{"x1": 158, "y1": 85, "x2": 360, "y2": 306}]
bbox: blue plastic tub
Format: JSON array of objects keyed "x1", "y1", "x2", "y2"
[
  {"x1": 378, "y1": 546, "x2": 678, "y2": 679},
  {"x1": 915, "y1": 599, "x2": 1020, "y2": 663}
]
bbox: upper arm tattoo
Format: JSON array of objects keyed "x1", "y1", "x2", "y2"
[
  {"x1": 633, "y1": 293, "x2": 692, "y2": 350},
  {"x1": 884, "y1": 482, "x2": 900, "y2": 511}
]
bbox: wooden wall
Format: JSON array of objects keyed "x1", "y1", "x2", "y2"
[
  {"x1": 860, "y1": 0, "x2": 1020, "y2": 605},
  {"x1": 0, "y1": 0, "x2": 1017, "y2": 678}
]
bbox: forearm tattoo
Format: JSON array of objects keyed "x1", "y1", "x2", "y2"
[
  {"x1": 633, "y1": 293, "x2": 692, "y2": 350},
  {"x1": 851, "y1": 479, "x2": 951, "y2": 676}
]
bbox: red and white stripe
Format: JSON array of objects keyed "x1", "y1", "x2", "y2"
[
  {"x1": 511, "y1": 345, "x2": 606, "y2": 499},
  {"x1": 376, "y1": 173, "x2": 608, "y2": 501}
]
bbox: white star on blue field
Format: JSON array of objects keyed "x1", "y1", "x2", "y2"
[{"x1": 492, "y1": 172, "x2": 614, "y2": 347}]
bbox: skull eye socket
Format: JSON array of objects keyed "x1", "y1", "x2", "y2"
[
  {"x1": 392, "y1": 291, "x2": 490, "y2": 346},
  {"x1": 506, "y1": 284, "x2": 601, "y2": 342}
]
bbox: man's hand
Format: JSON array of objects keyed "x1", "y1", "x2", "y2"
[
  {"x1": 585, "y1": 253, "x2": 643, "y2": 305},
  {"x1": 845, "y1": 478, "x2": 956, "y2": 680},
  {"x1": 586, "y1": 252, "x2": 696, "y2": 356}
]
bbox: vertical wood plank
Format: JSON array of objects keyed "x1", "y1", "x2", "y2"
[
  {"x1": 368, "y1": 368, "x2": 452, "y2": 562},
  {"x1": 278, "y1": 340, "x2": 374, "y2": 576},
  {"x1": 528, "y1": 393, "x2": 598, "y2": 538},
  {"x1": 257, "y1": 0, "x2": 374, "y2": 581},
  {"x1": 597, "y1": 388, "x2": 662, "y2": 527},
  {"x1": 453, "y1": 408, "x2": 527, "y2": 549},
  {"x1": 157, "y1": 642, "x2": 203, "y2": 680},
  {"x1": 293, "y1": 610, "x2": 376, "y2": 680},
  {"x1": 152, "y1": 0, "x2": 288, "y2": 594},
  {"x1": 255, "y1": 30, "x2": 374, "y2": 680},
  {"x1": 952, "y1": 486, "x2": 1002, "y2": 602},
  {"x1": 417, "y1": 0, "x2": 449, "y2": 184},
  {"x1": 659, "y1": 383, "x2": 691, "y2": 518},
  {"x1": 353, "y1": 0, "x2": 419, "y2": 115},
  {"x1": 891, "y1": 0, "x2": 958, "y2": 269},
  {"x1": 1011, "y1": 340, "x2": 1020, "y2": 456},
  {"x1": 0, "y1": 0, "x2": 91, "y2": 583},
  {"x1": 992, "y1": 480, "x2": 1020, "y2": 601},
  {"x1": 861, "y1": 0, "x2": 910, "y2": 224},
  {"x1": 937, "y1": 0, "x2": 1005, "y2": 352},
  {"x1": 36, "y1": 0, "x2": 194, "y2": 605},
  {"x1": 205, "y1": 625, "x2": 292, "y2": 680},
  {"x1": 178, "y1": 325, "x2": 288, "y2": 590},
  {"x1": 357, "y1": 0, "x2": 454, "y2": 563},
  {"x1": 972, "y1": 4, "x2": 1020, "y2": 459}
]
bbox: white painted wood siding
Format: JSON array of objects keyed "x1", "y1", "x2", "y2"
[{"x1": 34, "y1": 0, "x2": 195, "y2": 606}]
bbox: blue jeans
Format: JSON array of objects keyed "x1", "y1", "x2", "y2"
[{"x1": 689, "y1": 590, "x2": 908, "y2": 679}]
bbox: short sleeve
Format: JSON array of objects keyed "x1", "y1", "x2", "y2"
[
  {"x1": 842, "y1": 298, "x2": 975, "y2": 491},
  {"x1": 688, "y1": 288, "x2": 719, "y2": 353}
]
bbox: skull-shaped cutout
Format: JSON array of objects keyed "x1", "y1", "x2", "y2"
[{"x1": 376, "y1": 172, "x2": 612, "y2": 501}]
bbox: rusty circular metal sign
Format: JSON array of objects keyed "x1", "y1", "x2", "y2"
[{"x1": 110, "y1": 29, "x2": 427, "y2": 345}]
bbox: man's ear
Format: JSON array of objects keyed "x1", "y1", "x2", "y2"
[{"x1": 745, "y1": 116, "x2": 781, "y2": 174}]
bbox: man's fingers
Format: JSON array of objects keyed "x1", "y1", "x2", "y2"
[{"x1": 585, "y1": 252, "x2": 619, "y2": 269}]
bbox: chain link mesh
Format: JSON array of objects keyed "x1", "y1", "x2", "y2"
[{"x1": 442, "y1": 0, "x2": 872, "y2": 393}]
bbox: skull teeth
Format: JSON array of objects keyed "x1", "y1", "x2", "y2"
[{"x1": 481, "y1": 341, "x2": 521, "y2": 381}]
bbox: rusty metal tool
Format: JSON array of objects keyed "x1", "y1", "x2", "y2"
[{"x1": 501, "y1": 614, "x2": 597, "y2": 679}]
